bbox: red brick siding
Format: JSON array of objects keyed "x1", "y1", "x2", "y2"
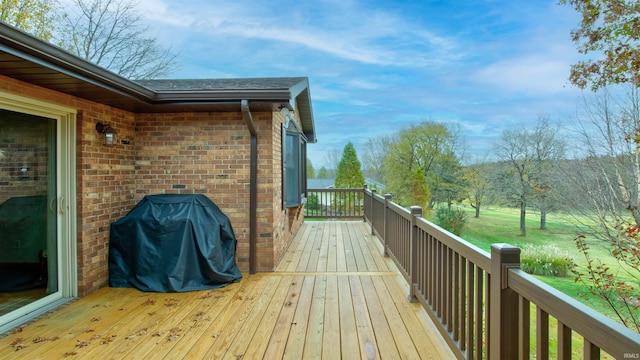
[
  {"x1": 271, "y1": 112, "x2": 304, "y2": 266},
  {"x1": 76, "y1": 107, "x2": 137, "y2": 295},
  {"x1": 135, "y1": 112, "x2": 257, "y2": 269}
]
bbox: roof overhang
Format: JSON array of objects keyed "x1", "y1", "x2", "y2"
[{"x1": 0, "y1": 23, "x2": 316, "y2": 142}]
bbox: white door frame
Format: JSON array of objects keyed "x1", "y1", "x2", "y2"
[{"x1": 0, "y1": 91, "x2": 77, "y2": 332}]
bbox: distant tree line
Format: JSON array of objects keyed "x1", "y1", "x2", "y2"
[{"x1": 309, "y1": 85, "x2": 640, "y2": 249}]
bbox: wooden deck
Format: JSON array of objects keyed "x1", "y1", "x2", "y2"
[{"x1": 0, "y1": 221, "x2": 453, "y2": 359}]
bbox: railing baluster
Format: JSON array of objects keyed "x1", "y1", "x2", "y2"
[
  {"x1": 460, "y1": 256, "x2": 467, "y2": 352},
  {"x1": 584, "y1": 340, "x2": 600, "y2": 360},
  {"x1": 557, "y1": 322, "x2": 571, "y2": 360},
  {"x1": 407, "y1": 206, "x2": 422, "y2": 302},
  {"x1": 519, "y1": 296, "x2": 530, "y2": 360},
  {"x1": 536, "y1": 307, "x2": 549, "y2": 360},
  {"x1": 442, "y1": 246, "x2": 449, "y2": 330},
  {"x1": 383, "y1": 194, "x2": 391, "y2": 256},
  {"x1": 468, "y1": 262, "x2": 475, "y2": 360},
  {"x1": 477, "y1": 267, "x2": 485, "y2": 360},
  {"x1": 453, "y1": 251, "x2": 460, "y2": 341},
  {"x1": 433, "y1": 241, "x2": 442, "y2": 317}
]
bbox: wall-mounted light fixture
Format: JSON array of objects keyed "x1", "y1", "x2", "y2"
[
  {"x1": 279, "y1": 104, "x2": 293, "y2": 117},
  {"x1": 279, "y1": 104, "x2": 296, "y2": 128},
  {"x1": 95, "y1": 122, "x2": 117, "y2": 146}
]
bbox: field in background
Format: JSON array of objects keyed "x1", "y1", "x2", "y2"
[{"x1": 450, "y1": 205, "x2": 636, "y2": 321}]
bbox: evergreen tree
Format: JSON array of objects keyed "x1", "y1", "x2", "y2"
[
  {"x1": 335, "y1": 142, "x2": 364, "y2": 188},
  {"x1": 317, "y1": 166, "x2": 330, "y2": 179}
]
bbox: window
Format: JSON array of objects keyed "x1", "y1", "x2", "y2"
[{"x1": 282, "y1": 120, "x2": 307, "y2": 208}]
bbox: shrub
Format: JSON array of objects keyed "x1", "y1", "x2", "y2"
[
  {"x1": 306, "y1": 193, "x2": 320, "y2": 210},
  {"x1": 572, "y1": 229, "x2": 640, "y2": 332},
  {"x1": 434, "y1": 206, "x2": 468, "y2": 236},
  {"x1": 520, "y1": 244, "x2": 574, "y2": 277}
]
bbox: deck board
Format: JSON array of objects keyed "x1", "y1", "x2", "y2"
[{"x1": 0, "y1": 221, "x2": 454, "y2": 359}]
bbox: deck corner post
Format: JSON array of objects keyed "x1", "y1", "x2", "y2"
[
  {"x1": 489, "y1": 243, "x2": 521, "y2": 360},
  {"x1": 383, "y1": 193, "x2": 392, "y2": 257},
  {"x1": 370, "y1": 188, "x2": 377, "y2": 234},
  {"x1": 408, "y1": 206, "x2": 422, "y2": 303}
]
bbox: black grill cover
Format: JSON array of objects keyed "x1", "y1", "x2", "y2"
[{"x1": 109, "y1": 194, "x2": 242, "y2": 292}]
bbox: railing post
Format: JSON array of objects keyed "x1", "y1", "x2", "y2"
[
  {"x1": 489, "y1": 244, "x2": 521, "y2": 360},
  {"x1": 363, "y1": 184, "x2": 368, "y2": 222},
  {"x1": 408, "y1": 206, "x2": 422, "y2": 303},
  {"x1": 383, "y1": 193, "x2": 392, "y2": 257},
  {"x1": 370, "y1": 188, "x2": 376, "y2": 234}
]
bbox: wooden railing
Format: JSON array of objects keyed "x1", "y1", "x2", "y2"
[
  {"x1": 309, "y1": 187, "x2": 640, "y2": 359},
  {"x1": 305, "y1": 188, "x2": 364, "y2": 219}
]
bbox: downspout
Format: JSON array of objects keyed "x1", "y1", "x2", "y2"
[{"x1": 241, "y1": 100, "x2": 258, "y2": 274}]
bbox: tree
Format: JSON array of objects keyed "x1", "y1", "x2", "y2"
[
  {"x1": 335, "y1": 142, "x2": 364, "y2": 188},
  {"x1": 429, "y1": 151, "x2": 468, "y2": 210},
  {"x1": 361, "y1": 134, "x2": 393, "y2": 182},
  {"x1": 558, "y1": 87, "x2": 640, "y2": 333},
  {"x1": 316, "y1": 166, "x2": 330, "y2": 179},
  {"x1": 382, "y1": 120, "x2": 464, "y2": 209},
  {"x1": 57, "y1": 0, "x2": 178, "y2": 79},
  {"x1": 464, "y1": 162, "x2": 491, "y2": 218},
  {"x1": 407, "y1": 168, "x2": 429, "y2": 209},
  {"x1": 494, "y1": 116, "x2": 566, "y2": 236},
  {"x1": 564, "y1": 87, "x2": 640, "y2": 236},
  {"x1": 307, "y1": 159, "x2": 315, "y2": 179},
  {"x1": 560, "y1": 0, "x2": 640, "y2": 90},
  {"x1": 0, "y1": 0, "x2": 58, "y2": 41},
  {"x1": 323, "y1": 148, "x2": 341, "y2": 177},
  {"x1": 333, "y1": 142, "x2": 364, "y2": 216},
  {"x1": 434, "y1": 206, "x2": 468, "y2": 236}
]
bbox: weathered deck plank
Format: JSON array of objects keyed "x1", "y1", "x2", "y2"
[{"x1": 0, "y1": 221, "x2": 454, "y2": 359}]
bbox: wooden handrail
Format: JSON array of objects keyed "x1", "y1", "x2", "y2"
[{"x1": 508, "y1": 268, "x2": 640, "y2": 359}]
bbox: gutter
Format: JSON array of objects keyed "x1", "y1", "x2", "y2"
[
  {"x1": 0, "y1": 23, "x2": 154, "y2": 100},
  {"x1": 241, "y1": 100, "x2": 258, "y2": 274}
]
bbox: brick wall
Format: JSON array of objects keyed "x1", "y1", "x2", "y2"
[
  {"x1": 76, "y1": 106, "x2": 137, "y2": 295},
  {"x1": 270, "y1": 112, "x2": 304, "y2": 266},
  {"x1": 135, "y1": 112, "x2": 257, "y2": 270},
  {"x1": 135, "y1": 111, "x2": 303, "y2": 272},
  {"x1": 0, "y1": 75, "x2": 306, "y2": 296}
]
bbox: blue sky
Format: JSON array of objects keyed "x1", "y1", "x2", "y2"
[{"x1": 131, "y1": 0, "x2": 583, "y2": 168}]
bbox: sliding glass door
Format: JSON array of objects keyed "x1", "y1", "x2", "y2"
[
  {"x1": 0, "y1": 110, "x2": 58, "y2": 315},
  {"x1": 0, "y1": 95, "x2": 77, "y2": 331}
]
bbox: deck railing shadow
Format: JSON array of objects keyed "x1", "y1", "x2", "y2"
[{"x1": 308, "y1": 186, "x2": 640, "y2": 359}]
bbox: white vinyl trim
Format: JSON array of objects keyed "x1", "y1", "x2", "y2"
[{"x1": 0, "y1": 91, "x2": 77, "y2": 331}]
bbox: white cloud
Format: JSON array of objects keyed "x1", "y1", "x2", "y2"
[
  {"x1": 346, "y1": 79, "x2": 383, "y2": 90},
  {"x1": 136, "y1": 0, "x2": 459, "y2": 68},
  {"x1": 473, "y1": 55, "x2": 571, "y2": 95}
]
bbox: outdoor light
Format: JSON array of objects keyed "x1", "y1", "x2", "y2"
[
  {"x1": 95, "y1": 122, "x2": 117, "y2": 146},
  {"x1": 279, "y1": 104, "x2": 292, "y2": 117}
]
